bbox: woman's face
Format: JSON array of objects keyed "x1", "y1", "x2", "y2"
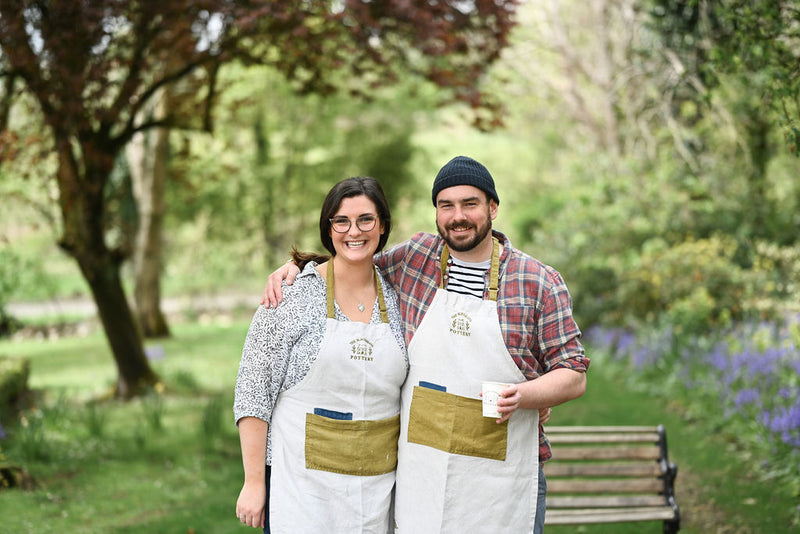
[{"x1": 329, "y1": 195, "x2": 385, "y2": 263}]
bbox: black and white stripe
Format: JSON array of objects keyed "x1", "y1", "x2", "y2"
[{"x1": 446, "y1": 257, "x2": 490, "y2": 298}]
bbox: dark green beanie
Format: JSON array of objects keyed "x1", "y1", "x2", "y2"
[{"x1": 431, "y1": 156, "x2": 499, "y2": 206}]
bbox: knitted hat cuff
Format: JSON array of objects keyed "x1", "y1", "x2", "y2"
[{"x1": 431, "y1": 156, "x2": 499, "y2": 205}]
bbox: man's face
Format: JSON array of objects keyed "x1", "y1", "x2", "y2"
[{"x1": 435, "y1": 185, "x2": 498, "y2": 253}]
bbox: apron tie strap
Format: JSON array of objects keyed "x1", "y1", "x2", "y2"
[
  {"x1": 375, "y1": 266, "x2": 389, "y2": 323},
  {"x1": 488, "y1": 237, "x2": 500, "y2": 301},
  {"x1": 439, "y1": 246, "x2": 450, "y2": 289}
]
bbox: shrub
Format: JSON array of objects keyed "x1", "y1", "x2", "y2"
[
  {"x1": 0, "y1": 248, "x2": 23, "y2": 336},
  {"x1": 616, "y1": 235, "x2": 746, "y2": 331},
  {"x1": 0, "y1": 357, "x2": 30, "y2": 418}
]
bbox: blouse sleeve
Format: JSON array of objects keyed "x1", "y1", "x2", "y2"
[{"x1": 233, "y1": 303, "x2": 291, "y2": 425}]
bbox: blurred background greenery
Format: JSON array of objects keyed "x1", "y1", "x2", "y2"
[{"x1": 1, "y1": 1, "x2": 799, "y2": 532}]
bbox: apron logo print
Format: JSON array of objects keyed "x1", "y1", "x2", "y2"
[
  {"x1": 349, "y1": 338, "x2": 375, "y2": 361},
  {"x1": 449, "y1": 312, "x2": 472, "y2": 337}
]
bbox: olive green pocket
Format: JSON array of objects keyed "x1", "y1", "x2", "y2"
[
  {"x1": 305, "y1": 413, "x2": 400, "y2": 475},
  {"x1": 407, "y1": 385, "x2": 507, "y2": 461}
]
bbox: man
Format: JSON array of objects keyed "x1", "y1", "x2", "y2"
[{"x1": 263, "y1": 156, "x2": 589, "y2": 533}]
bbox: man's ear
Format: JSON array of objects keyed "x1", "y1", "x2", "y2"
[{"x1": 489, "y1": 199, "x2": 499, "y2": 220}]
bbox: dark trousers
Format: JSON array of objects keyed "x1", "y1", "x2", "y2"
[{"x1": 263, "y1": 465, "x2": 271, "y2": 534}]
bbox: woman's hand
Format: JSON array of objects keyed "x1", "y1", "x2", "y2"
[
  {"x1": 539, "y1": 406, "x2": 552, "y2": 425},
  {"x1": 236, "y1": 481, "x2": 267, "y2": 528}
]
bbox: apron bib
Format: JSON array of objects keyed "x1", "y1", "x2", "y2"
[
  {"x1": 270, "y1": 264, "x2": 406, "y2": 534},
  {"x1": 394, "y1": 238, "x2": 540, "y2": 533}
]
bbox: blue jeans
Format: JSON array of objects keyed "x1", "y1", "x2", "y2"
[{"x1": 535, "y1": 463, "x2": 547, "y2": 534}]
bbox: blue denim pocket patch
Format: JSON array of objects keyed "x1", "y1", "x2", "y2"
[{"x1": 313, "y1": 408, "x2": 353, "y2": 420}]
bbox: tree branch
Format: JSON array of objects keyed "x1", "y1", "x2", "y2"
[{"x1": 0, "y1": 73, "x2": 16, "y2": 133}]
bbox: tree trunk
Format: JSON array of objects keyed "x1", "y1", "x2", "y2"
[
  {"x1": 55, "y1": 140, "x2": 159, "y2": 398},
  {"x1": 127, "y1": 89, "x2": 171, "y2": 338},
  {"x1": 746, "y1": 113, "x2": 771, "y2": 239},
  {"x1": 77, "y1": 253, "x2": 159, "y2": 397}
]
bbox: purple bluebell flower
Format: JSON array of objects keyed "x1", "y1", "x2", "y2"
[
  {"x1": 632, "y1": 347, "x2": 654, "y2": 368},
  {"x1": 734, "y1": 388, "x2": 761, "y2": 409},
  {"x1": 145, "y1": 345, "x2": 166, "y2": 360},
  {"x1": 616, "y1": 331, "x2": 636, "y2": 356},
  {"x1": 763, "y1": 402, "x2": 800, "y2": 447},
  {"x1": 708, "y1": 343, "x2": 729, "y2": 372}
]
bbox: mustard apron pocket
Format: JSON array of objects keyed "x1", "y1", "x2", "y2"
[
  {"x1": 305, "y1": 413, "x2": 400, "y2": 475},
  {"x1": 407, "y1": 385, "x2": 508, "y2": 461}
]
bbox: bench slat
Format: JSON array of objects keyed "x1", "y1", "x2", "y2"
[
  {"x1": 547, "y1": 495, "x2": 668, "y2": 508},
  {"x1": 544, "y1": 462, "x2": 662, "y2": 477},
  {"x1": 547, "y1": 425, "x2": 660, "y2": 433},
  {"x1": 545, "y1": 507, "x2": 678, "y2": 525},
  {"x1": 553, "y1": 445, "x2": 661, "y2": 460},
  {"x1": 548, "y1": 478, "x2": 664, "y2": 494},
  {"x1": 542, "y1": 424, "x2": 679, "y2": 531},
  {"x1": 548, "y1": 432, "x2": 660, "y2": 444}
]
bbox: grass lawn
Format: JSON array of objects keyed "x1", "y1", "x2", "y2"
[
  {"x1": 0, "y1": 320, "x2": 798, "y2": 533},
  {"x1": 0, "y1": 318, "x2": 252, "y2": 534}
]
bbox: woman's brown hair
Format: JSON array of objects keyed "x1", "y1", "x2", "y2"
[{"x1": 291, "y1": 176, "x2": 392, "y2": 270}]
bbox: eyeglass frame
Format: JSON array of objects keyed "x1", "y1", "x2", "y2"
[{"x1": 329, "y1": 214, "x2": 379, "y2": 233}]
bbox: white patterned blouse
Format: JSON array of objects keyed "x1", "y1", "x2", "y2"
[{"x1": 233, "y1": 262, "x2": 408, "y2": 464}]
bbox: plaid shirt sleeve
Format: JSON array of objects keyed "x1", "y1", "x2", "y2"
[
  {"x1": 496, "y1": 238, "x2": 589, "y2": 380},
  {"x1": 494, "y1": 233, "x2": 589, "y2": 462}
]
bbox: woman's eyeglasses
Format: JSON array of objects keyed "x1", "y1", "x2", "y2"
[{"x1": 329, "y1": 215, "x2": 378, "y2": 233}]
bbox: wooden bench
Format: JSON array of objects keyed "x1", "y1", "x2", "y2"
[{"x1": 543, "y1": 425, "x2": 680, "y2": 533}]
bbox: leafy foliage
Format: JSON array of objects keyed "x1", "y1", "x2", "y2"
[
  {"x1": 495, "y1": 1, "x2": 800, "y2": 332},
  {"x1": 0, "y1": 1, "x2": 520, "y2": 394},
  {"x1": 650, "y1": 0, "x2": 800, "y2": 153},
  {"x1": 164, "y1": 64, "x2": 428, "y2": 281}
]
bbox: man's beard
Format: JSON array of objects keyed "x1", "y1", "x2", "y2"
[{"x1": 437, "y1": 217, "x2": 492, "y2": 253}]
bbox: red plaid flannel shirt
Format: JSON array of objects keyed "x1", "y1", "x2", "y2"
[{"x1": 376, "y1": 231, "x2": 589, "y2": 461}]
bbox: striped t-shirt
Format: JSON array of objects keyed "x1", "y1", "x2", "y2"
[{"x1": 445, "y1": 256, "x2": 490, "y2": 298}]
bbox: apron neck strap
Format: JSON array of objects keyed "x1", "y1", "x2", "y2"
[
  {"x1": 326, "y1": 261, "x2": 335, "y2": 318},
  {"x1": 440, "y1": 237, "x2": 501, "y2": 301},
  {"x1": 326, "y1": 260, "x2": 388, "y2": 322}
]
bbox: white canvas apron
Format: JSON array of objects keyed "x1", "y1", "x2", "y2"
[
  {"x1": 269, "y1": 263, "x2": 407, "y2": 534},
  {"x1": 394, "y1": 238, "x2": 539, "y2": 533}
]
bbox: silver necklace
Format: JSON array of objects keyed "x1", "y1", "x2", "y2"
[{"x1": 358, "y1": 302, "x2": 365, "y2": 312}]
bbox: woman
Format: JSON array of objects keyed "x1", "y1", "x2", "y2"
[{"x1": 233, "y1": 177, "x2": 408, "y2": 533}]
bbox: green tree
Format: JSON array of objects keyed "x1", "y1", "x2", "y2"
[
  {"x1": 0, "y1": 1, "x2": 520, "y2": 397},
  {"x1": 487, "y1": 0, "x2": 800, "y2": 328},
  {"x1": 167, "y1": 65, "x2": 426, "y2": 281},
  {"x1": 649, "y1": 0, "x2": 800, "y2": 243}
]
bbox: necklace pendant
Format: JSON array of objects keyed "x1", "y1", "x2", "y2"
[{"x1": 358, "y1": 303, "x2": 365, "y2": 312}]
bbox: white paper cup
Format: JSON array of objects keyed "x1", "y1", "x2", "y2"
[{"x1": 481, "y1": 381, "x2": 508, "y2": 418}]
